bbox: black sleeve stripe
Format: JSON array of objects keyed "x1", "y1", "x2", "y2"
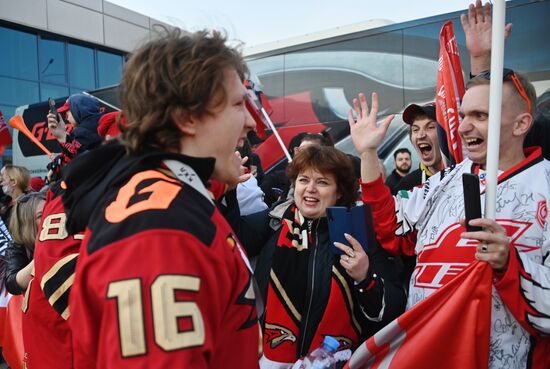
[
  {"x1": 41, "y1": 253, "x2": 78, "y2": 318},
  {"x1": 332, "y1": 266, "x2": 362, "y2": 335},
  {"x1": 53, "y1": 288, "x2": 71, "y2": 320}
]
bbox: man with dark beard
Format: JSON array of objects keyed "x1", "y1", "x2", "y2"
[{"x1": 385, "y1": 148, "x2": 412, "y2": 195}]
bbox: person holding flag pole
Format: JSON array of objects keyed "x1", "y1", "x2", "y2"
[
  {"x1": 393, "y1": 0, "x2": 512, "y2": 194},
  {"x1": 345, "y1": 0, "x2": 550, "y2": 367}
]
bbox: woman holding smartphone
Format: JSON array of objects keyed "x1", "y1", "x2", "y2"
[{"x1": 228, "y1": 145, "x2": 405, "y2": 369}]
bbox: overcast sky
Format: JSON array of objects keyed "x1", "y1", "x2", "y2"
[{"x1": 109, "y1": 0, "x2": 482, "y2": 47}]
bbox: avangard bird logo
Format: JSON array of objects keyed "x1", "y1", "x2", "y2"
[{"x1": 264, "y1": 323, "x2": 297, "y2": 349}]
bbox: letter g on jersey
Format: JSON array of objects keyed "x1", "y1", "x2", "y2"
[{"x1": 105, "y1": 170, "x2": 181, "y2": 223}]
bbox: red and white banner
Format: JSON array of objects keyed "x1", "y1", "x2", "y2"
[
  {"x1": 435, "y1": 21, "x2": 465, "y2": 167},
  {"x1": 244, "y1": 79, "x2": 273, "y2": 139},
  {"x1": 345, "y1": 261, "x2": 492, "y2": 369},
  {"x1": 0, "y1": 111, "x2": 13, "y2": 156}
]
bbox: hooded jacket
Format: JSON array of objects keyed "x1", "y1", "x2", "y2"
[
  {"x1": 67, "y1": 94, "x2": 103, "y2": 151},
  {"x1": 61, "y1": 142, "x2": 261, "y2": 369}
]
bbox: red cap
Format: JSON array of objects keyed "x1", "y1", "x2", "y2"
[
  {"x1": 30, "y1": 177, "x2": 46, "y2": 192},
  {"x1": 98, "y1": 111, "x2": 124, "y2": 138},
  {"x1": 57, "y1": 99, "x2": 70, "y2": 113}
]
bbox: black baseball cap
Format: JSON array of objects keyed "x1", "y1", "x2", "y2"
[{"x1": 402, "y1": 102, "x2": 437, "y2": 125}]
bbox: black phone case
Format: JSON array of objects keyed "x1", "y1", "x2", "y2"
[
  {"x1": 462, "y1": 173, "x2": 482, "y2": 232},
  {"x1": 48, "y1": 97, "x2": 57, "y2": 115}
]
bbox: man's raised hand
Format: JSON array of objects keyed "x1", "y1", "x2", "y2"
[{"x1": 348, "y1": 92, "x2": 394, "y2": 156}]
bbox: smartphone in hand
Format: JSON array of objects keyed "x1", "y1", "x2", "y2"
[
  {"x1": 327, "y1": 205, "x2": 375, "y2": 255},
  {"x1": 462, "y1": 173, "x2": 482, "y2": 232},
  {"x1": 48, "y1": 97, "x2": 57, "y2": 116}
]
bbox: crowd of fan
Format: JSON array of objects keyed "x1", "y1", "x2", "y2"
[{"x1": 0, "y1": 1, "x2": 548, "y2": 369}]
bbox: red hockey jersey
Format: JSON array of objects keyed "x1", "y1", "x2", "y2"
[
  {"x1": 22, "y1": 186, "x2": 83, "y2": 369},
  {"x1": 69, "y1": 160, "x2": 260, "y2": 369}
]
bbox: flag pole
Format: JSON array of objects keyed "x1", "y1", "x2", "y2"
[
  {"x1": 261, "y1": 107, "x2": 293, "y2": 162},
  {"x1": 484, "y1": 0, "x2": 506, "y2": 219}
]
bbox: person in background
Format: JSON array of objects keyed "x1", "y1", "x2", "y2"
[
  {"x1": 385, "y1": 148, "x2": 411, "y2": 195},
  {"x1": 47, "y1": 94, "x2": 103, "y2": 151},
  {"x1": 237, "y1": 137, "x2": 268, "y2": 216},
  {"x1": 97, "y1": 110, "x2": 124, "y2": 141},
  {"x1": 390, "y1": 105, "x2": 440, "y2": 289},
  {"x1": 239, "y1": 138, "x2": 265, "y2": 184},
  {"x1": 394, "y1": 103, "x2": 443, "y2": 193},
  {"x1": 301, "y1": 132, "x2": 364, "y2": 183},
  {"x1": 21, "y1": 106, "x2": 111, "y2": 368},
  {"x1": 0, "y1": 165, "x2": 31, "y2": 202},
  {"x1": 0, "y1": 165, "x2": 32, "y2": 224},
  {"x1": 21, "y1": 177, "x2": 85, "y2": 369},
  {"x1": 260, "y1": 132, "x2": 309, "y2": 208},
  {"x1": 30, "y1": 177, "x2": 46, "y2": 192},
  {"x1": 21, "y1": 103, "x2": 113, "y2": 369},
  {"x1": 3, "y1": 192, "x2": 46, "y2": 295},
  {"x1": 296, "y1": 132, "x2": 335, "y2": 151},
  {"x1": 46, "y1": 94, "x2": 104, "y2": 182},
  {"x1": 247, "y1": 130, "x2": 264, "y2": 150}
]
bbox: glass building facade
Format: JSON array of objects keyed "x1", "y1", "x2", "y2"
[{"x1": 0, "y1": 22, "x2": 125, "y2": 159}]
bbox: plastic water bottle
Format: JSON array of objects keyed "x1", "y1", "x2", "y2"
[{"x1": 299, "y1": 336, "x2": 339, "y2": 369}]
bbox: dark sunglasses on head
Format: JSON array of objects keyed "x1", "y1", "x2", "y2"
[{"x1": 476, "y1": 68, "x2": 532, "y2": 114}]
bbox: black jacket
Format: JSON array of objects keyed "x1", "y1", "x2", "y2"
[
  {"x1": 228, "y1": 199, "x2": 406, "y2": 358},
  {"x1": 4, "y1": 241, "x2": 32, "y2": 295},
  {"x1": 394, "y1": 167, "x2": 427, "y2": 193},
  {"x1": 385, "y1": 169, "x2": 406, "y2": 195},
  {"x1": 260, "y1": 168, "x2": 290, "y2": 208}
]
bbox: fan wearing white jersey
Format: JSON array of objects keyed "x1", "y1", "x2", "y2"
[{"x1": 348, "y1": 70, "x2": 550, "y2": 369}]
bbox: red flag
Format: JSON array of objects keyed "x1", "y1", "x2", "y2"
[
  {"x1": 2, "y1": 294, "x2": 24, "y2": 369},
  {"x1": 435, "y1": 21, "x2": 465, "y2": 166},
  {"x1": 0, "y1": 285, "x2": 10, "y2": 344},
  {"x1": 345, "y1": 261, "x2": 492, "y2": 369},
  {"x1": 244, "y1": 80, "x2": 273, "y2": 139},
  {"x1": 0, "y1": 111, "x2": 13, "y2": 156}
]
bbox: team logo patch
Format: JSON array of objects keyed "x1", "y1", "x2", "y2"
[
  {"x1": 415, "y1": 220, "x2": 536, "y2": 289},
  {"x1": 105, "y1": 170, "x2": 181, "y2": 223},
  {"x1": 415, "y1": 223, "x2": 475, "y2": 290},
  {"x1": 264, "y1": 323, "x2": 296, "y2": 349},
  {"x1": 536, "y1": 200, "x2": 547, "y2": 228}
]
